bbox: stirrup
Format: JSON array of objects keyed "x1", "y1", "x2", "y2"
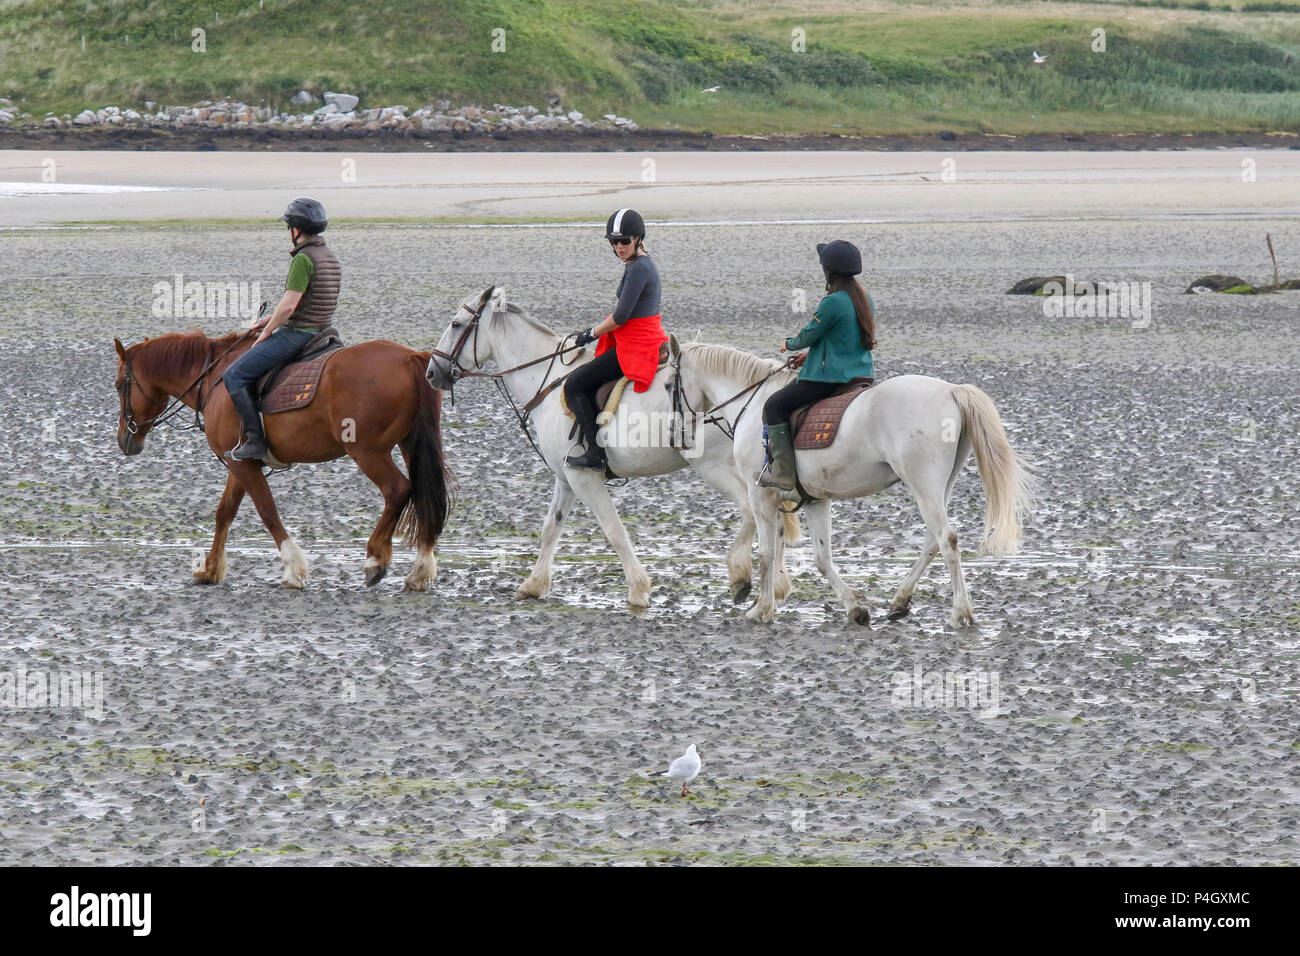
[
  {"x1": 227, "y1": 435, "x2": 268, "y2": 462},
  {"x1": 565, "y1": 446, "x2": 607, "y2": 471}
]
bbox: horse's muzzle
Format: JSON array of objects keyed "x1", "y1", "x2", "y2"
[
  {"x1": 425, "y1": 356, "x2": 456, "y2": 390},
  {"x1": 118, "y1": 431, "x2": 144, "y2": 456}
]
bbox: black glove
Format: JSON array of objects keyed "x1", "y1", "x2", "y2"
[{"x1": 574, "y1": 327, "x2": 597, "y2": 347}]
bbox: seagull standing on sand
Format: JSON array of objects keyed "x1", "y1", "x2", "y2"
[
  {"x1": 660, "y1": 744, "x2": 702, "y2": 796},
  {"x1": 1032, "y1": 51, "x2": 1048, "y2": 64}
]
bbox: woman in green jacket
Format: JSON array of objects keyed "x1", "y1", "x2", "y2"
[{"x1": 758, "y1": 240, "x2": 876, "y2": 491}]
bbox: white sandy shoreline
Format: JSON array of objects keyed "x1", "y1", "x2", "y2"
[{"x1": 2, "y1": 149, "x2": 1298, "y2": 226}]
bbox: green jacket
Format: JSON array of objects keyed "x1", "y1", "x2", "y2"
[{"x1": 786, "y1": 290, "x2": 874, "y2": 383}]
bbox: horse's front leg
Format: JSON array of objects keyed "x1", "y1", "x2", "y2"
[
  {"x1": 744, "y1": 486, "x2": 783, "y2": 622},
  {"x1": 193, "y1": 471, "x2": 245, "y2": 584},
  {"x1": 689, "y1": 451, "x2": 754, "y2": 603},
  {"x1": 228, "y1": 460, "x2": 309, "y2": 588},
  {"x1": 517, "y1": 477, "x2": 575, "y2": 600},
  {"x1": 805, "y1": 499, "x2": 870, "y2": 625},
  {"x1": 568, "y1": 470, "x2": 651, "y2": 609}
]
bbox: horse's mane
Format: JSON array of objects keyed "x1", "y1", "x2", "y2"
[
  {"x1": 683, "y1": 342, "x2": 795, "y2": 388},
  {"x1": 131, "y1": 327, "x2": 246, "y2": 378},
  {"x1": 498, "y1": 300, "x2": 558, "y2": 338}
]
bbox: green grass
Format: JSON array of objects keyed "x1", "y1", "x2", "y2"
[{"x1": 1, "y1": 0, "x2": 1299, "y2": 133}]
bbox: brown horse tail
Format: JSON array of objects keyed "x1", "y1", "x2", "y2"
[{"x1": 397, "y1": 352, "x2": 454, "y2": 550}]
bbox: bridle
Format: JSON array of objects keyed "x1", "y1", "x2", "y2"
[
  {"x1": 428, "y1": 298, "x2": 588, "y2": 463},
  {"x1": 117, "y1": 330, "x2": 256, "y2": 436},
  {"x1": 675, "y1": 354, "x2": 799, "y2": 443}
]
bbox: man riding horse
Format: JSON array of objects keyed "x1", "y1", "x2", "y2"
[{"x1": 224, "y1": 197, "x2": 340, "y2": 462}]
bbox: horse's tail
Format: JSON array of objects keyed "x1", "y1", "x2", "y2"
[
  {"x1": 397, "y1": 352, "x2": 454, "y2": 550},
  {"x1": 782, "y1": 507, "x2": 801, "y2": 544},
  {"x1": 951, "y1": 384, "x2": 1037, "y2": 557}
]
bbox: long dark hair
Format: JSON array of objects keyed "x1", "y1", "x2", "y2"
[{"x1": 826, "y1": 273, "x2": 875, "y2": 350}]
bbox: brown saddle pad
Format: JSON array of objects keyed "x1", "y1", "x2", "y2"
[
  {"x1": 791, "y1": 378, "x2": 874, "y2": 450},
  {"x1": 257, "y1": 332, "x2": 345, "y2": 415}
]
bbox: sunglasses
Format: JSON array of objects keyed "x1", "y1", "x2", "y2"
[{"x1": 608, "y1": 237, "x2": 634, "y2": 246}]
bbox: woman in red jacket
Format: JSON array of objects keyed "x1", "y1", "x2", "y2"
[{"x1": 565, "y1": 208, "x2": 669, "y2": 470}]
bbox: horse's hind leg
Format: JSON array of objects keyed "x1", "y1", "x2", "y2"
[
  {"x1": 194, "y1": 472, "x2": 245, "y2": 584},
  {"x1": 518, "y1": 477, "x2": 575, "y2": 600},
  {"x1": 805, "y1": 499, "x2": 870, "y2": 626},
  {"x1": 913, "y1": 485, "x2": 975, "y2": 629},
  {"x1": 349, "y1": 447, "x2": 413, "y2": 587},
  {"x1": 229, "y1": 461, "x2": 309, "y2": 589},
  {"x1": 887, "y1": 533, "x2": 938, "y2": 621}
]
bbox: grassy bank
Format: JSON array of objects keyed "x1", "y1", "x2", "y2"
[{"x1": 2, "y1": 0, "x2": 1299, "y2": 134}]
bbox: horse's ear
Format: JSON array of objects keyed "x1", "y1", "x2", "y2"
[
  {"x1": 490, "y1": 286, "x2": 505, "y2": 311},
  {"x1": 477, "y1": 285, "x2": 495, "y2": 308},
  {"x1": 114, "y1": 338, "x2": 127, "y2": 361},
  {"x1": 692, "y1": 329, "x2": 703, "y2": 343}
]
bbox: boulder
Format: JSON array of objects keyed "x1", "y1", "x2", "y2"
[
  {"x1": 1184, "y1": 274, "x2": 1248, "y2": 293},
  {"x1": 324, "y1": 91, "x2": 359, "y2": 112},
  {"x1": 73, "y1": 109, "x2": 97, "y2": 125},
  {"x1": 290, "y1": 90, "x2": 316, "y2": 106},
  {"x1": 1008, "y1": 276, "x2": 1069, "y2": 295}
]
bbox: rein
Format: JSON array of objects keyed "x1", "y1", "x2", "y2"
[
  {"x1": 119, "y1": 329, "x2": 257, "y2": 436},
  {"x1": 681, "y1": 355, "x2": 797, "y2": 442},
  {"x1": 430, "y1": 300, "x2": 586, "y2": 464}
]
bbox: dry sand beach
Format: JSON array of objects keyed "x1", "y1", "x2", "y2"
[{"x1": 0, "y1": 151, "x2": 1297, "y2": 865}]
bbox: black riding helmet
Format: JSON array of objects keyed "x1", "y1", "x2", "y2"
[
  {"x1": 605, "y1": 208, "x2": 646, "y2": 240},
  {"x1": 816, "y1": 239, "x2": 861, "y2": 276},
  {"x1": 280, "y1": 197, "x2": 328, "y2": 234}
]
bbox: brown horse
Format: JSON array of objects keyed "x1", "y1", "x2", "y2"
[{"x1": 112, "y1": 328, "x2": 452, "y2": 590}]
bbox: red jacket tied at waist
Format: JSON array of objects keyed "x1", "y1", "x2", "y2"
[{"x1": 596, "y1": 313, "x2": 668, "y2": 392}]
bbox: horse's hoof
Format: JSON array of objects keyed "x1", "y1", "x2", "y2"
[
  {"x1": 887, "y1": 602, "x2": 911, "y2": 621},
  {"x1": 849, "y1": 606, "x2": 871, "y2": 626},
  {"x1": 365, "y1": 564, "x2": 388, "y2": 587},
  {"x1": 744, "y1": 605, "x2": 774, "y2": 623},
  {"x1": 949, "y1": 610, "x2": 976, "y2": 630},
  {"x1": 190, "y1": 572, "x2": 217, "y2": 586},
  {"x1": 731, "y1": 581, "x2": 752, "y2": 605}
]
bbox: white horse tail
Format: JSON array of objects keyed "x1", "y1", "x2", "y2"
[
  {"x1": 782, "y1": 507, "x2": 801, "y2": 544},
  {"x1": 951, "y1": 384, "x2": 1036, "y2": 557}
]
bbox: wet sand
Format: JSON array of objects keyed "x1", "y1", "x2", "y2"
[
  {"x1": 2, "y1": 149, "x2": 1299, "y2": 226},
  {"x1": 0, "y1": 153, "x2": 1298, "y2": 865}
]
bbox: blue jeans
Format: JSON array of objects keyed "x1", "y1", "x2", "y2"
[{"x1": 222, "y1": 326, "x2": 316, "y2": 394}]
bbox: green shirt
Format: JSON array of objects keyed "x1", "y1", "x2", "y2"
[
  {"x1": 786, "y1": 290, "x2": 874, "y2": 383},
  {"x1": 285, "y1": 253, "x2": 316, "y2": 330}
]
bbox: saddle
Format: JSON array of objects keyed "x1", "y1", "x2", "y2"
[
  {"x1": 561, "y1": 341, "x2": 671, "y2": 420},
  {"x1": 790, "y1": 377, "x2": 874, "y2": 450},
  {"x1": 255, "y1": 326, "x2": 345, "y2": 415}
]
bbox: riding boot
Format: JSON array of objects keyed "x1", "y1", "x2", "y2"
[
  {"x1": 565, "y1": 405, "x2": 608, "y2": 471},
  {"x1": 757, "y1": 423, "x2": 797, "y2": 491},
  {"x1": 226, "y1": 386, "x2": 270, "y2": 462}
]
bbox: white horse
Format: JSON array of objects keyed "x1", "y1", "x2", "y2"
[
  {"x1": 425, "y1": 287, "x2": 797, "y2": 608},
  {"x1": 680, "y1": 344, "x2": 1036, "y2": 628}
]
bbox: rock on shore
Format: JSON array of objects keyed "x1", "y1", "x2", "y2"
[{"x1": 22, "y1": 95, "x2": 638, "y2": 135}]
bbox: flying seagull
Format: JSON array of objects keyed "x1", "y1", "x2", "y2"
[
  {"x1": 1032, "y1": 51, "x2": 1048, "y2": 64},
  {"x1": 700, "y1": 86, "x2": 722, "y2": 94}
]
